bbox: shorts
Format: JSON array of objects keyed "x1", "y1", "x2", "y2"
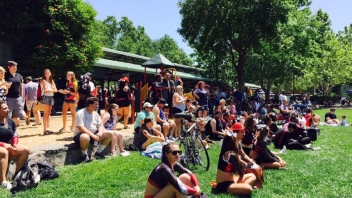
[
  {"x1": 198, "y1": 105, "x2": 209, "y2": 111},
  {"x1": 73, "y1": 131, "x2": 98, "y2": 145},
  {"x1": 118, "y1": 106, "x2": 130, "y2": 116},
  {"x1": 216, "y1": 181, "x2": 234, "y2": 193},
  {"x1": 26, "y1": 100, "x2": 37, "y2": 111},
  {"x1": 64, "y1": 100, "x2": 76, "y2": 104},
  {"x1": 6, "y1": 97, "x2": 24, "y2": 118},
  {"x1": 41, "y1": 95, "x2": 54, "y2": 105},
  {"x1": 172, "y1": 107, "x2": 183, "y2": 115}
]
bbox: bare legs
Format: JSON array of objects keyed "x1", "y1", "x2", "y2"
[{"x1": 61, "y1": 102, "x2": 76, "y2": 131}]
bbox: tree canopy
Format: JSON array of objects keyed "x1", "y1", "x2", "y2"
[{"x1": 0, "y1": 0, "x2": 102, "y2": 76}]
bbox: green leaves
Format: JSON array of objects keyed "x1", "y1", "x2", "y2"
[{"x1": 0, "y1": 0, "x2": 102, "y2": 76}]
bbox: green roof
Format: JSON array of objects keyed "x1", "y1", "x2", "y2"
[{"x1": 95, "y1": 58, "x2": 211, "y2": 81}]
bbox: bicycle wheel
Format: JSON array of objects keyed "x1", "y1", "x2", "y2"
[
  {"x1": 178, "y1": 137, "x2": 189, "y2": 169},
  {"x1": 195, "y1": 136, "x2": 210, "y2": 171}
]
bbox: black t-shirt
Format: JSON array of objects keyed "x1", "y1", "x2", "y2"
[
  {"x1": 137, "y1": 126, "x2": 154, "y2": 150},
  {"x1": 0, "y1": 117, "x2": 17, "y2": 143},
  {"x1": 115, "y1": 88, "x2": 131, "y2": 107},
  {"x1": 273, "y1": 128, "x2": 290, "y2": 149},
  {"x1": 325, "y1": 112, "x2": 336, "y2": 121},
  {"x1": 5, "y1": 72, "x2": 22, "y2": 98}
]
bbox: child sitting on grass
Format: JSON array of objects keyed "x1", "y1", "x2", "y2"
[{"x1": 341, "y1": 115, "x2": 347, "y2": 126}]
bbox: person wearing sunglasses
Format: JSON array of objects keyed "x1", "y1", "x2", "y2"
[
  {"x1": 101, "y1": 103, "x2": 130, "y2": 156},
  {"x1": 215, "y1": 124, "x2": 256, "y2": 196},
  {"x1": 144, "y1": 142, "x2": 202, "y2": 198},
  {"x1": 249, "y1": 127, "x2": 286, "y2": 169}
]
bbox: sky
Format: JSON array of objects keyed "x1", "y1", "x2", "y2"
[{"x1": 85, "y1": 0, "x2": 352, "y2": 56}]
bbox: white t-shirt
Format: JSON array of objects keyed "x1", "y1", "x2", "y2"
[
  {"x1": 89, "y1": 81, "x2": 95, "y2": 91},
  {"x1": 73, "y1": 108, "x2": 102, "y2": 136}
]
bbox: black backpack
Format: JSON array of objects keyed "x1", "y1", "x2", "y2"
[
  {"x1": 11, "y1": 161, "x2": 41, "y2": 195},
  {"x1": 36, "y1": 161, "x2": 59, "y2": 181}
]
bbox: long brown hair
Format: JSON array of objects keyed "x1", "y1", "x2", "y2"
[
  {"x1": 243, "y1": 115, "x2": 255, "y2": 131},
  {"x1": 107, "y1": 103, "x2": 118, "y2": 122},
  {"x1": 43, "y1": 69, "x2": 54, "y2": 84},
  {"x1": 219, "y1": 134, "x2": 239, "y2": 158}
]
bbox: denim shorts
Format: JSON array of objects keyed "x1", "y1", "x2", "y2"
[{"x1": 41, "y1": 95, "x2": 54, "y2": 105}]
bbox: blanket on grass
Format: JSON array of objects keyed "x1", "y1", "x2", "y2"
[{"x1": 141, "y1": 142, "x2": 162, "y2": 159}]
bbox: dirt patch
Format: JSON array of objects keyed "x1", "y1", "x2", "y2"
[{"x1": 18, "y1": 115, "x2": 134, "y2": 148}]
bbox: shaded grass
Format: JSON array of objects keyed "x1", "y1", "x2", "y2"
[{"x1": 1, "y1": 109, "x2": 352, "y2": 197}]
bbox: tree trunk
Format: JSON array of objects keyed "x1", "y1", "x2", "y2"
[{"x1": 236, "y1": 52, "x2": 246, "y2": 92}]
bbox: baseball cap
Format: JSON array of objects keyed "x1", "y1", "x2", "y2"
[
  {"x1": 282, "y1": 96, "x2": 287, "y2": 101},
  {"x1": 85, "y1": 72, "x2": 92, "y2": 76},
  {"x1": 25, "y1": 76, "x2": 32, "y2": 81},
  {"x1": 143, "y1": 102, "x2": 153, "y2": 108},
  {"x1": 158, "y1": 99, "x2": 168, "y2": 106},
  {"x1": 231, "y1": 122, "x2": 244, "y2": 131}
]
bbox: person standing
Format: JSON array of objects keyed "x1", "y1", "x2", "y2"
[
  {"x1": 116, "y1": 77, "x2": 131, "y2": 129},
  {"x1": 58, "y1": 71, "x2": 78, "y2": 132},
  {"x1": 160, "y1": 71, "x2": 174, "y2": 119},
  {"x1": 24, "y1": 76, "x2": 41, "y2": 126},
  {"x1": 41, "y1": 69, "x2": 57, "y2": 135},
  {"x1": 86, "y1": 72, "x2": 96, "y2": 97},
  {"x1": 0, "y1": 66, "x2": 11, "y2": 103},
  {"x1": 5, "y1": 61, "x2": 24, "y2": 127},
  {"x1": 96, "y1": 85, "x2": 103, "y2": 115}
]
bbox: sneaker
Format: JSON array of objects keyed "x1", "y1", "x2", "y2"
[
  {"x1": 82, "y1": 154, "x2": 90, "y2": 163},
  {"x1": 120, "y1": 150, "x2": 130, "y2": 157},
  {"x1": 305, "y1": 143, "x2": 312, "y2": 148},
  {"x1": 94, "y1": 152, "x2": 106, "y2": 159},
  {"x1": 279, "y1": 146, "x2": 287, "y2": 155},
  {"x1": 312, "y1": 147, "x2": 321, "y2": 151},
  {"x1": 1, "y1": 181, "x2": 12, "y2": 190}
]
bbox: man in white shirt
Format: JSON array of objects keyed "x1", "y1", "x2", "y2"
[{"x1": 73, "y1": 97, "x2": 112, "y2": 162}]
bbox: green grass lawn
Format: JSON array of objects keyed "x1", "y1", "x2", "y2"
[{"x1": 1, "y1": 109, "x2": 352, "y2": 198}]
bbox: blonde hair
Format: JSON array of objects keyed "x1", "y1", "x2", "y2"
[
  {"x1": 0, "y1": 66, "x2": 5, "y2": 81},
  {"x1": 219, "y1": 99, "x2": 226, "y2": 105},
  {"x1": 175, "y1": 85, "x2": 183, "y2": 94},
  {"x1": 67, "y1": 71, "x2": 77, "y2": 83}
]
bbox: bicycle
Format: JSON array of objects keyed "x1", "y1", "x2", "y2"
[{"x1": 174, "y1": 112, "x2": 210, "y2": 171}]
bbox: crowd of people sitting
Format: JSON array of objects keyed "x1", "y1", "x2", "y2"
[{"x1": 0, "y1": 61, "x2": 344, "y2": 196}]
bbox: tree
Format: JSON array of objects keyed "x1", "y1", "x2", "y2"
[
  {"x1": 0, "y1": 0, "x2": 102, "y2": 76},
  {"x1": 178, "y1": 0, "x2": 291, "y2": 91},
  {"x1": 152, "y1": 35, "x2": 193, "y2": 66},
  {"x1": 96, "y1": 16, "x2": 120, "y2": 49}
]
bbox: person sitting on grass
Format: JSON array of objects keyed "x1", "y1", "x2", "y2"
[
  {"x1": 0, "y1": 101, "x2": 30, "y2": 190},
  {"x1": 101, "y1": 103, "x2": 130, "y2": 157},
  {"x1": 273, "y1": 122, "x2": 310, "y2": 150},
  {"x1": 137, "y1": 118, "x2": 165, "y2": 151},
  {"x1": 144, "y1": 142, "x2": 202, "y2": 198},
  {"x1": 209, "y1": 111, "x2": 227, "y2": 140},
  {"x1": 325, "y1": 108, "x2": 340, "y2": 124},
  {"x1": 250, "y1": 127, "x2": 287, "y2": 169},
  {"x1": 341, "y1": 115, "x2": 347, "y2": 126},
  {"x1": 73, "y1": 97, "x2": 113, "y2": 162},
  {"x1": 215, "y1": 130, "x2": 256, "y2": 196}
]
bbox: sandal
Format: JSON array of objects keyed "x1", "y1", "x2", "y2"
[
  {"x1": 123, "y1": 126, "x2": 129, "y2": 129},
  {"x1": 43, "y1": 130, "x2": 54, "y2": 135},
  {"x1": 59, "y1": 128, "x2": 66, "y2": 133},
  {"x1": 32, "y1": 123, "x2": 42, "y2": 126},
  {"x1": 110, "y1": 151, "x2": 117, "y2": 157}
]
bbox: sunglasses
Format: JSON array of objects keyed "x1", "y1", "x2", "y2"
[{"x1": 170, "y1": 150, "x2": 182, "y2": 155}]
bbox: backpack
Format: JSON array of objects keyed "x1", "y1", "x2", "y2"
[
  {"x1": 36, "y1": 83, "x2": 42, "y2": 101},
  {"x1": 11, "y1": 161, "x2": 41, "y2": 195},
  {"x1": 36, "y1": 161, "x2": 59, "y2": 181}
]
